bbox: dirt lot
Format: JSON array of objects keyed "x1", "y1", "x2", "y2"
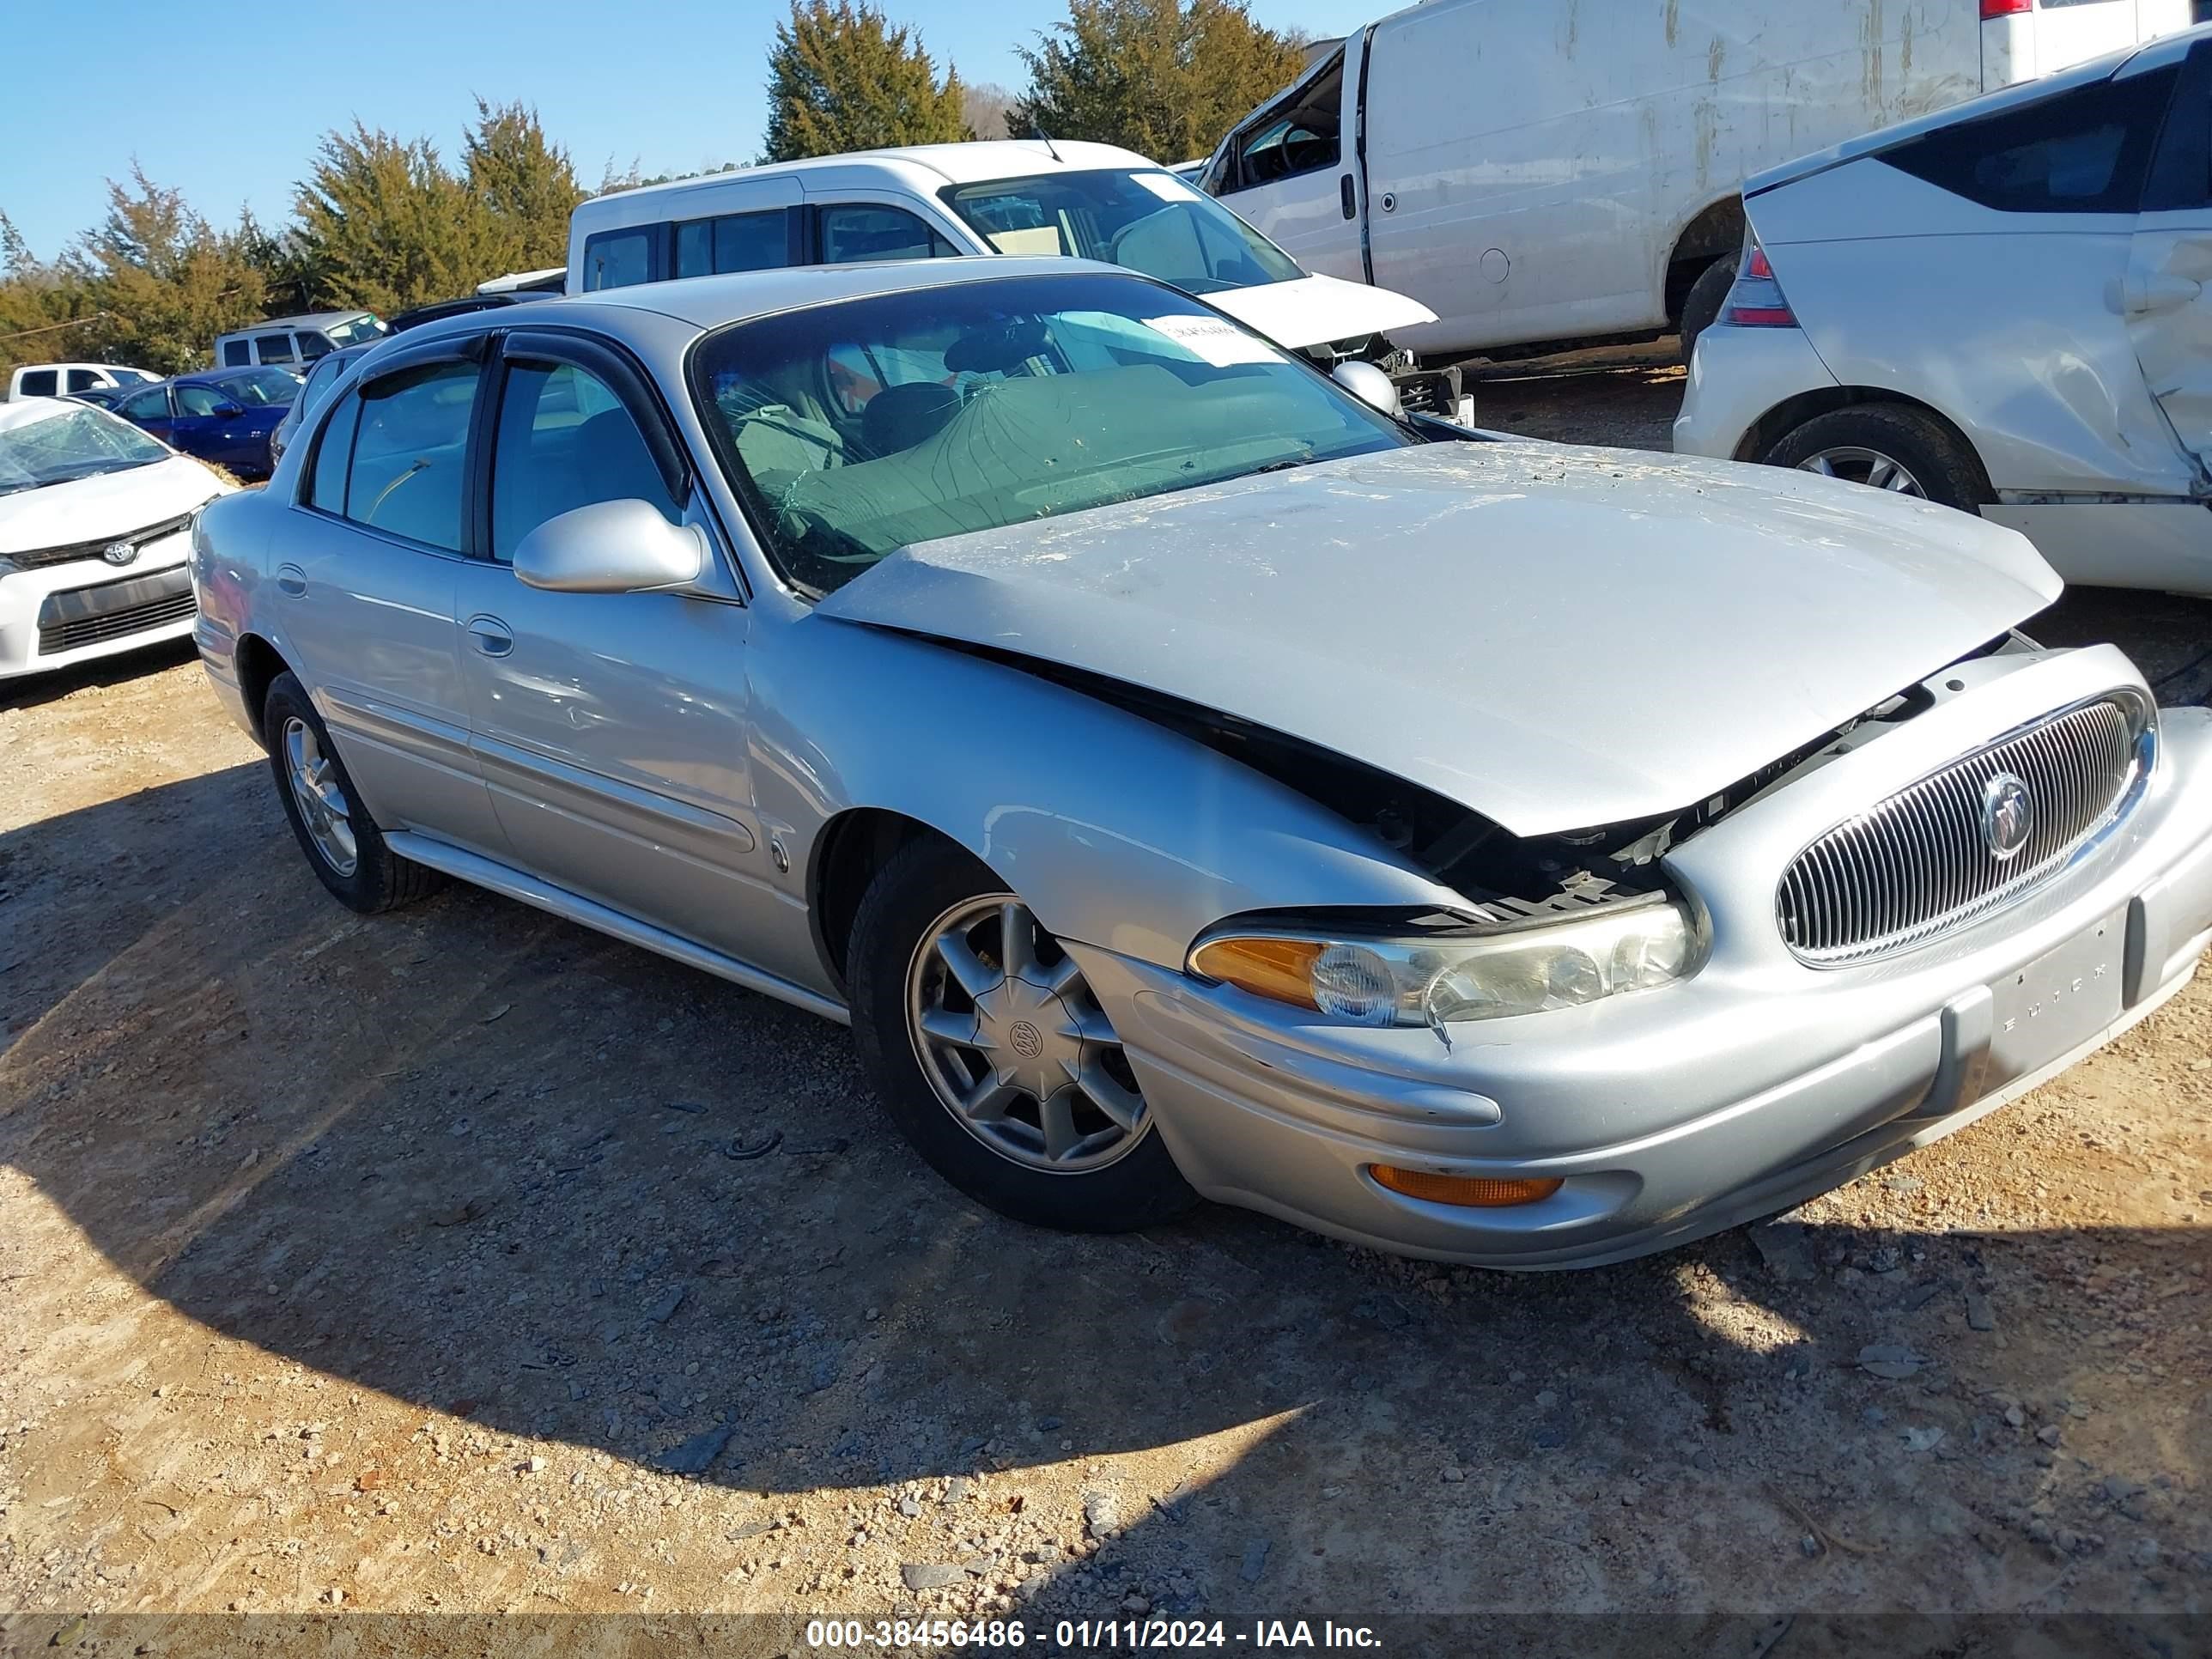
[{"x1": 3, "y1": 368, "x2": 2210, "y2": 1652}]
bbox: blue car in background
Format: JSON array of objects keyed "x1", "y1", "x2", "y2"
[{"x1": 110, "y1": 367, "x2": 301, "y2": 479}]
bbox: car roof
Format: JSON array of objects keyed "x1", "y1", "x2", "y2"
[
  {"x1": 172, "y1": 366, "x2": 292, "y2": 385},
  {"x1": 499, "y1": 255, "x2": 1144, "y2": 332},
  {"x1": 585, "y1": 140, "x2": 1157, "y2": 213},
  {"x1": 1747, "y1": 23, "x2": 2204, "y2": 198},
  {"x1": 219, "y1": 311, "x2": 376, "y2": 335}
]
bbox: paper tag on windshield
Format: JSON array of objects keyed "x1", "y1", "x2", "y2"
[
  {"x1": 1144, "y1": 313, "x2": 1281, "y2": 368},
  {"x1": 1133, "y1": 171, "x2": 1202, "y2": 202}
]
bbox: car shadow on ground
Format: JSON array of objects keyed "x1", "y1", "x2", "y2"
[
  {"x1": 3, "y1": 759, "x2": 2207, "y2": 1623},
  {"x1": 0, "y1": 636, "x2": 199, "y2": 714}
]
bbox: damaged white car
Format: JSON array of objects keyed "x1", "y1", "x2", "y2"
[
  {"x1": 191, "y1": 258, "x2": 2212, "y2": 1267},
  {"x1": 2, "y1": 398, "x2": 230, "y2": 680}
]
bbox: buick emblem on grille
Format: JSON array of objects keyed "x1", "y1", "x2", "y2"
[
  {"x1": 100, "y1": 538, "x2": 137, "y2": 567},
  {"x1": 1981, "y1": 772, "x2": 2034, "y2": 861}
]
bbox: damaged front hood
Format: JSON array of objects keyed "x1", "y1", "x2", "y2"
[
  {"x1": 817, "y1": 441, "x2": 2062, "y2": 836},
  {"x1": 1206, "y1": 274, "x2": 1437, "y2": 353}
]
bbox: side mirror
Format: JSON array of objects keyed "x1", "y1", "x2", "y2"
[
  {"x1": 512, "y1": 498, "x2": 705, "y2": 595},
  {"x1": 216, "y1": 402, "x2": 246, "y2": 420},
  {"x1": 1331, "y1": 360, "x2": 1401, "y2": 417}
]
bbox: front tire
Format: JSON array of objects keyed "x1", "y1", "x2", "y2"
[
  {"x1": 262, "y1": 671, "x2": 443, "y2": 915},
  {"x1": 1762, "y1": 404, "x2": 1987, "y2": 514},
  {"x1": 848, "y1": 837, "x2": 1199, "y2": 1233}
]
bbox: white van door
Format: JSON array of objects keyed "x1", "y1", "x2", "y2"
[
  {"x1": 1206, "y1": 49, "x2": 1365, "y2": 282},
  {"x1": 2124, "y1": 41, "x2": 2212, "y2": 477}
]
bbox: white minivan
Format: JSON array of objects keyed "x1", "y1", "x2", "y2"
[
  {"x1": 1201, "y1": 0, "x2": 2189, "y2": 362},
  {"x1": 565, "y1": 141, "x2": 1437, "y2": 377},
  {"x1": 212, "y1": 311, "x2": 386, "y2": 373}
]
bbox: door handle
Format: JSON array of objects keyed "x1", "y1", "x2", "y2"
[
  {"x1": 2125, "y1": 270, "x2": 2204, "y2": 317},
  {"x1": 275, "y1": 563, "x2": 306, "y2": 597},
  {"x1": 1340, "y1": 173, "x2": 1357, "y2": 221},
  {"x1": 466, "y1": 616, "x2": 514, "y2": 658}
]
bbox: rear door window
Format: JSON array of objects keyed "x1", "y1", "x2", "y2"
[
  {"x1": 1880, "y1": 65, "x2": 2179, "y2": 212},
  {"x1": 343, "y1": 362, "x2": 481, "y2": 551},
  {"x1": 221, "y1": 339, "x2": 252, "y2": 368},
  {"x1": 118, "y1": 386, "x2": 170, "y2": 422},
  {"x1": 17, "y1": 369, "x2": 57, "y2": 397},
  {"x1": 817, "y1": 204, "x2": 957, "y2": 264},
  {"x1": 254, "y1": 332, "x2": 298, "y2": 365}
]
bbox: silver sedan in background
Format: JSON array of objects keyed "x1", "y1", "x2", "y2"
[{"x1": 189, "y1": 257, "x2": 2212, "y2": 1269}]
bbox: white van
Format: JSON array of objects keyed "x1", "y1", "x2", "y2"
[
  {"x1": 565, "y1": 141, "x2": 1437, "y2": 373},
  {"x1": 1201, "y1": 0, "x2": 2190, "y2": 362},
  {"x1": 5, "y1": 362, "x2": 157, "y2": 401},
  {"x1": 211, "y1": 311, "x2": 386, "y2": 373}
]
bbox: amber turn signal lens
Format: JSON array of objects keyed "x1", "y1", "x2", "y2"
[
  {"x1": 1368, "y1": 1167, "x2": 1564, "y2": 1207},
  {"x1": 1189, "y1": 936, "x2": 1323, "y2": 1010}
]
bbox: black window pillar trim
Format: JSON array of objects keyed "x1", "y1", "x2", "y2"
[{"x1": 2142, "y1": 39, "x2": 2211, "y2": 214}]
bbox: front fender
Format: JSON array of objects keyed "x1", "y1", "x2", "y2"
[{"x1": 748, "y1": 612, "x2": 1463, "y2": 973}]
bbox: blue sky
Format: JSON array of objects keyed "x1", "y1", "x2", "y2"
[{"x1": 2, "y1": 0, "x2": 1370, "y2": 262}]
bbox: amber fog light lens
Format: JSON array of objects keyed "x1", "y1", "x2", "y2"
[{"x1": 1369, "y1": 1167, "x2": 1564, "y2": 1207}]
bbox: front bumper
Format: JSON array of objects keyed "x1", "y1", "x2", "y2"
[
  {"x1": 1075, "y1": 657, "x2": 2212, "y2": 1270},
  {"x1": 1672, "y1": 323, "x2": 1838, "y2": 462},
  {"x1": 0, "y1": 539, "x2": 197, "y2": 680}
]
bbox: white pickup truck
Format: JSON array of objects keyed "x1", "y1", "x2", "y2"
[{"x1": 1200, "y1": 0, "x2": 2189, "y2": 362}]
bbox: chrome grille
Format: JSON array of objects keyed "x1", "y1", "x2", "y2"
[
  {"x1": 3, "y1": 511, "x2": 196, "y2": 572},
  {"x1": 1777, "y1": 695, "x2": 2146, "y2": 965}
]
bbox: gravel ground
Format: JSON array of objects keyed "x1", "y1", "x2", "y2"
[{"x1": 3, "y1": 372, "x2": 2209, "y2": 1650}]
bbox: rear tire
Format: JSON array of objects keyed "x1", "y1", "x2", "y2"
[
  {"x1": 1762, "y1": 404, "x2": 1987, "y2": 515},
  {"x1": 848, "y1": 836, "x2": 1199, "y2": 1233},
  {"x1": 262, "y1": 671, "x2": 443, "y2": 915},
  {"x1": 1679, "y1": 258, "x2": 1736, "y2": 365}
]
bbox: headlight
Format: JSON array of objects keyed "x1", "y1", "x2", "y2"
[{"x1": 1188, "y1": 897, "x2": 1697, "y2": 1027}]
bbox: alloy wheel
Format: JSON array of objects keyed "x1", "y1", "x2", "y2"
[
  {"x1": 283, "y1": 716, "x2": 359, "y2": 877},
  {"x1": 903, "y1": 894, "x2": 1150, "y2": 1173},
  {"x1": 1795, "y1": 446, "x2": 1926, "y2": 497}
]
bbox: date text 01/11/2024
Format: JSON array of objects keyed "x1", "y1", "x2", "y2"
[{"x1": 803, "y1": 1619, "x2": 1385, "y2": 1650}]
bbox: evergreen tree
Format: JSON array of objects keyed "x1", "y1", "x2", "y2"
[
  {"x1": 69, "y1": 169, "x2": 269, "y2": 373},
  {"x1": 292, "y1": 125, "x2": 487, "y2": 313},
  {"x1": 464, "y1": 98, "x2": 584, "y2": 275},
  {"x1": 1013, "y1": 0, "x2": 1304, "y2": 161},
  {"x1": 763, "y1": 1, "x2": 971, "y2": 162}
]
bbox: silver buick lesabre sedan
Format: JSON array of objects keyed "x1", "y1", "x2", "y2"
[{"x1": 190, "y1": 257, "x2": 2212, "y2": 1269}]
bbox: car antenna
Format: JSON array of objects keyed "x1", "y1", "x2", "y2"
[{"x1": 1032, "y1": 123, "x2": 1065, "y2": 164}]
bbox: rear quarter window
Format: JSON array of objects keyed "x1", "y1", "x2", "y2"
[{"x1": 1879, "y1": 65, "x2": 2179, "y2": 213}]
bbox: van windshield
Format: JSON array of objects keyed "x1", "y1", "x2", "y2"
[
  {"x1": 690, "y1": 271, "x2": 1407, "y2": 596},
  {"x1": 325, "y1": 316, "x2": 388, "y2": 347},
  {"x1": 945, "y1": 170, "x2": 1303, "y2": 295}
]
